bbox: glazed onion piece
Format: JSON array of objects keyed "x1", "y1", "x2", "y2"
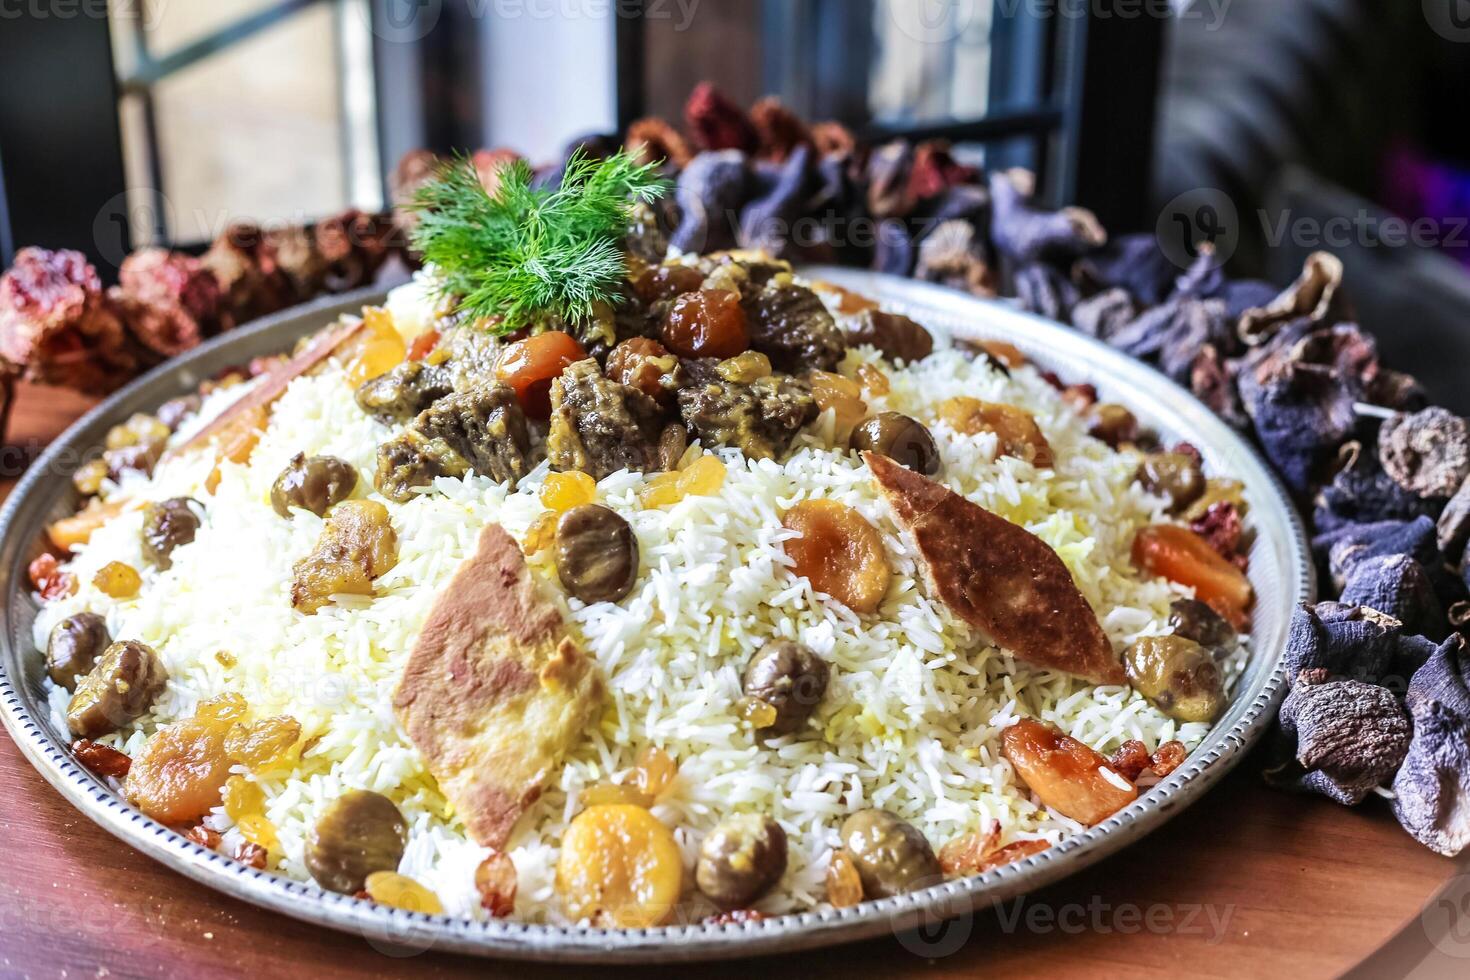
[
  {"x1": 270, "y1": 453, "x2": 358, "y2": 518},
  {"x1": 1132, "y1": 524, "x2": 1254, "y2": 629},
  {"x1": 696, "y1": 813, "x2": 788, "y2": 910},
  {"x1": 838, "y1": 810, "x2": 941, "y2": 899},
  {"x1": 553, "y1": 505, "x2": 640, "y2": 604},
  {"x1": 1122, "y1": 635, "x2": 1227, "y2": 724},
  {"x1": 305, "y1": 790, "x2": 408, "y2": 894},
  {"x1": 780, "y1": 500, "x2": 892, "y2": 614},
  {"x1": 66, "y1": 639, "x2": 167, "y2": 739},
  {"x1": 555, "y1": 804, "x2": 683, "y2": 928},
  {"x1": 1001, "y1": 718, "x2": 1137, "y2": 826},
  {"x1": 46, "y1": 612, "x2": 111, "y2": 690}
]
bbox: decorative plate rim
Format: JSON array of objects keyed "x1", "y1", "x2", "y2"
[{"x1": 0, "y1": 272, "x2": 1314, "y2": 962}]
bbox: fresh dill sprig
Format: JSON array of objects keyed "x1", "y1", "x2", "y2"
[{"x1": 409, "y1": 149, "x2": 669, "y2": 331}]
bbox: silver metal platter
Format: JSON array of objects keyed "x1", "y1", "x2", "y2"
[{"x1": 0, "y1": 270, "x2": 1313, "y2": 962}]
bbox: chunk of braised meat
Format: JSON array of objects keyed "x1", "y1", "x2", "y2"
[
  {"x1": 678, "y1": 368, "x2": 817, "y2": 460},
  {"x1": 845, "y1": 309, "x2": 934, "y2": 364},
  {"x1": 439, "y1": 327, "x2": 503, "y2": 391},
  {"x1": 414, "y1": 383, "x2": 531, "y2": 485},
  {"x1": 373, "y1": 432, "x2": 468, "y2": 503},
  {"x1": 740, "y1": 282, "x2": 846, "y2": 374},
  {"x1": 548, "y1": 358, "x2": 671, "y2": 479},
  {"x1": 605, "y1": 338, "x2": 684, "y2": 404},
  {"x1": 354, "y1": 360, "x2": 453, "y2": 424}
]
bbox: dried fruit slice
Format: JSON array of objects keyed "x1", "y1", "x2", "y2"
[
  {"x1": 867, "y1": 452, "x2": 1123, "y2": 684},
  {"x1": 781, "y1": 499, "x2": 892, "y2": 614},
  {"x1": 1132, "y1": 524, "x2": 1253, "y2": 629},
  {"x1": 1001, "y1": 718, "x2": 1137, "y2": 825}
]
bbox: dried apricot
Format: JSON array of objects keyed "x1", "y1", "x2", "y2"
[
  {"x1": 1131, "y1": 524, "x2": 1253, "y2": 629},
  {"x1": 580, "y1": 782, "x2": 653, "y2": 808},
  {"x1": 808, "y1": 370, "x2": 867, "y2": 440},
  {"x1": 345, "y1": 308, "x2": 407, "y2": 387},
  {"x1": 290, "y1": 499, "x2": 399, "y2": 614},
  {"x1": 365, "y1": 871, "x2": 444, "y2": 914},
  {"x1": 47, "y1": 497, "x2": 135, "y2": 552},
  {"x1": 93, "y1": 561, "x2": 142, "y2": 599},
  {"x1": 937, "y1": 398, "x2": 1054, "y2": 467},
  {"x1": 781, "y1": 499, "x2": 892, "y2": 614},
  {"x1": 1001, "y1": 718, "x2": 1136, "y2": 826},
  {"x1": 123, "y1": 695, "x2": 243, "y2": 824},
  {"x1": 555, "y1": 804, "x2": 683, "y2": 928}
]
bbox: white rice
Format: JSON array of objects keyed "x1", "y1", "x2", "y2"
[{"x1": 35, "y1": 283, "x2": 1247, "y2": 923}]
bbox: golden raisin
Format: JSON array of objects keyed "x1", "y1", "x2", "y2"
[
  {"x1": 737, "y1": 696, "x2": 779, "y2": 730},
  {"x1": 856, "y1": 363, "x2": 890, "y2": 396},
  {"x1": 580, "y1": 782, "x2": 653, "y2": 808},
  {"x1": 826, "y1": 849, "x2": 864, "y2": 908},
  {"x1": 781, "y1": 499, "x2": 892, "y2": 614},
  {"x1": 556, "y1": 804, "x2": 683, "y2": 928},
  {"x1": 224, "y1": 715, "x2": 302, "y2": 773},
  {"x1": 937, "y1": 398, "x2": 1054, "y2": 468},
  {"x1": 476, "y1": 851, "x2": 518, "y2": 918},
  {"x1": 634, "y1": 745, "x2": 678, "y2": 799},
  {"x1": 716, "y1": 351, "x2": 773, "y2": 384},
  {"x1": 541, "y1": 472, "x2": 597, "y2": 513},
  {"x1": 1001, "y1": 718, "x2": 1137, "y2": 826},
  {"x1": 639, "y1": 453, "x2": 726, "y2": 508},
  {"x1": 522, "y1": 512, "x2": 559, "y2": 556},
  {"x1": 92, "y1": 561, "x2": 142, "y2": 599},
  {"x1": 365, "y1": 871, "x2": 444, "y2": 914}
]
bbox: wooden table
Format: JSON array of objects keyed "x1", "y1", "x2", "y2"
[{"x1": 1, "y1": 383, "x2": 1464, "y2": 979}]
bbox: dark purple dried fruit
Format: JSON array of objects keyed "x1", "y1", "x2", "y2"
[
  {"x1": 1269, "y1": 668, "x2": 1411, "y2": 805},
  {"x1": 1283, "y1": 601, "x2": 1405, "y2": 689},
  {"x1": 1378, "y1": 407, "x2": 1470, "y2": 499},
  {"x1": 1437, "y1": 475, "x2": 1470, "y2": 565},
  {"x1": 1070, "y1": 288, "x2": 1137, "y2": 342},
  {"x1": 1072, "y1": 234, "x2": 1179, "y2": 307},
  {"x1": 1012, "y1": 261, "x2": 1079, "y2": 323},
  {"x1": 1318, "y1": 516, "x2": 1444, "y2": 592},
  {"x1": 872, "y1": 219, "x2": 917, "y2": 278},
  {"x1": 1240, "y1": 359, "x2": 1357, "y2": 495},
  {"x1": 1391, "y1": 636, "x2": 1470, "y2": 856},
  {"x1": 670, "y1": 151, "x2": 751, "y2": 254},
  {"x1": 1314, "y1": 442, "x2": 1445, "y2": 536},
  {"x1": 1339, "y1": 553, "x2": 1447, "y2": 641},
  {"x1": 865, "y1": 141, "x2": 917, "y2": 220},
  {"x1": 739, "y1": 145, "x2": 814, "y2": 259},
  {"x1": 914, "y1": 220, "x2": 996, "y2": 297},
  {"x1": 685, "y1": 82, "x2": 758, "y2": 154},
  {"x1": 988, "y1": 170, "x2": 1105, "y2": 263}
]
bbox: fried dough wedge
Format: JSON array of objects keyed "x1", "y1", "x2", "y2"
[
  {"x1": 394, "y1": 523, "x2": 603, "y2": 847},
  {"x1": 866, "y1": 452, "x2": 1124, "y2": 685}
]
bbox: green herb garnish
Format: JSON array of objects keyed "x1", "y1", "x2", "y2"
[{"x1": 410, "y1": 149, "x2": 669, "y2": 331}]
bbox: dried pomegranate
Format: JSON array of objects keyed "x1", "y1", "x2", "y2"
[
  {"x1": 1001, "y1": 718, "x2": 1137, "y2": 826},
  {"x1": 781, "y1": 499, "x2": 892, "y2": 614}
]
